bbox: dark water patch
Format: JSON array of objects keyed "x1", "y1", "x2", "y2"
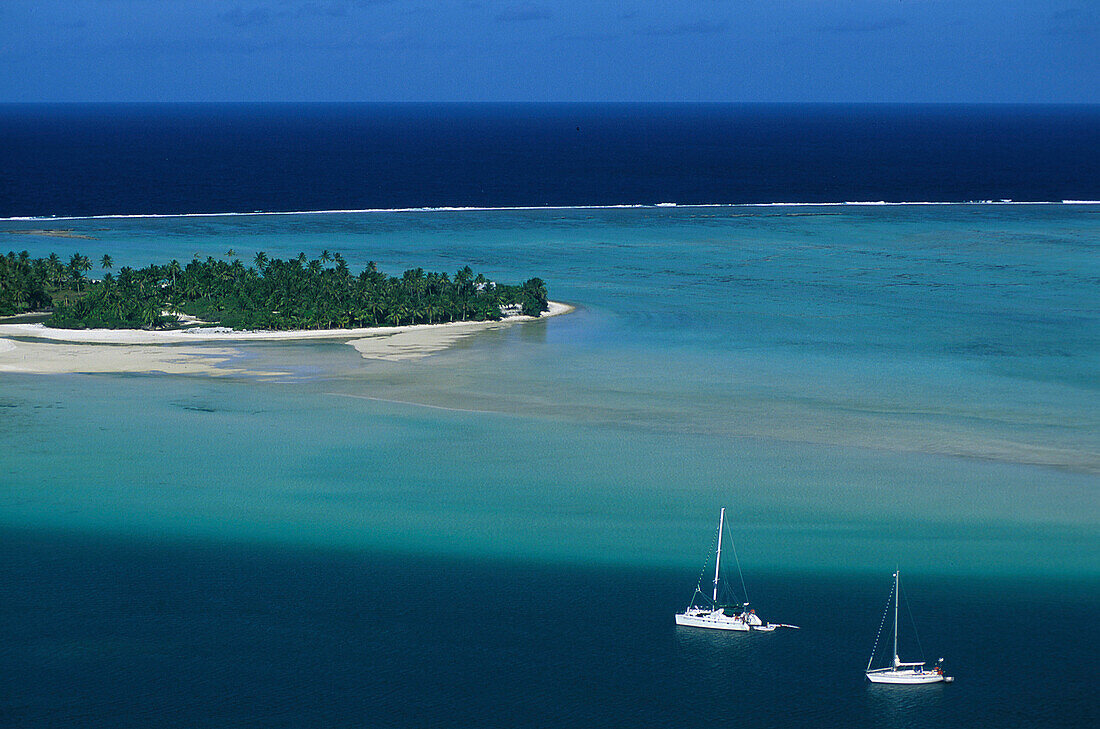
[
  {"x1": 0, "y1": 527, "x2": 1095, "y2": 728},
  {"x1": 169, "y1": 399, "x2": 264, "y2": 415},
  {"x1": 174, "y1": 402, "x2": 219, "y2": 413}
]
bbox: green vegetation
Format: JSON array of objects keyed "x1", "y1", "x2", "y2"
[
  {"x1": 0, "y1": 249, "x2": 549, "y2": 330},
  {"x1": 0, "y1": 251, "x2": 87, "y2": 316}
]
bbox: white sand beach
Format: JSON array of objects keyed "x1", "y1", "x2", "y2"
[{"x1": 0, "y1": 301, "x2": 573, "y2": 375}]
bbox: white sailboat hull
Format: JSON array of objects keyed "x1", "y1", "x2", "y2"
[
  {"x1": 866, "y1": 669, "x2": 952, "y2": 684},
  {"x1": 864, "y1": 571, "x2": 954, "y2": 685}
]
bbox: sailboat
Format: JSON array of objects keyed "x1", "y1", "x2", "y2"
[
  {"x1": 865, "y1": 571, "x2": 953, "y2": 684},
  {"x1": 674, "y1": 507, "x2": 797, "y2": 632}
]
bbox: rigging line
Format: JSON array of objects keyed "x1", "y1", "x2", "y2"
[
  {"x1": 691, "y1": 522, "x2": 720, "y2": 606},
  {"x1": 901, "y1": 580, "x2": 926, "y2": 662},
  {"x1": 723, "y1": 518, "x2": 749, "y2": 606},
  {"x1": 867, "y1": 577, "x2": 895, "y2": 671}
]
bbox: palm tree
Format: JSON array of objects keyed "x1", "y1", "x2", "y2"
[
  {"x1": 455, "y1": 266, "x2": 474, "y2": 320},
  {"x1": 78, "y1": 254, "x2": 92, "y2": 277},
  {"x1": 68, "y1": 254, "x2": 87, "y2": 291},
  {"x1": 253, "y1": 251, "x2": 269, "y2": 271},
  {"x1": 47, "y1": 253, "x2": 63, "y2": 288},
  {"x1": 366, "y1": 299, "x2": 383, "y2": 325},
  {"x1": 455, "y1": 266, "x2": 473, "y2": 287},
  {"x1": 320, "y1": 250, "x2": 332, "y2": 264},
  {"x1": 140, "y1": 299, "x2": 161, "y2": 329},
  {"x1": 166, "y1": 259, "x2": 182, "y2": 287},
  {"x1": 101, "y1": 254, "x2": 113, "y2": 271}
]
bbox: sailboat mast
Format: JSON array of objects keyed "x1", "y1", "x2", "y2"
[
  {"x1": 712, "y1": 507, "x2": 725, "y2": 605},
  {"x1": 893, "y1": 570, "x2": 899, "y2": 665}
]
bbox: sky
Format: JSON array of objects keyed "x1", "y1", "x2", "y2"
[{"x1": 1, "y1": 1, "x2": 1097, "y2": 103}]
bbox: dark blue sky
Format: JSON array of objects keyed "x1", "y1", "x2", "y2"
[{"x1": 2, "y1": 1, "x2": 1097, "y2": 102}]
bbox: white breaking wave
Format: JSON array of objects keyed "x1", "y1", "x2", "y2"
[
  {"x1": 1, "y1": 204, "x2": 652, "y2": 222},
  {"x1": 2, "y1": 200, "x2": 1098, "y2": 222}
]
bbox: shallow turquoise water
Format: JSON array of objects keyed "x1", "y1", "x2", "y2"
[{"x1": 2, "y1": 205, "x2": 1098, "y2": 578}]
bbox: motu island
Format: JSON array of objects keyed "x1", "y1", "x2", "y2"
[{"x1": 0, "y1": 250, "x2": 549, "y2": 331}]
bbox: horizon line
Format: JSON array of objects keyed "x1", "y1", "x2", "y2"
[{"x1": 3, "y1": 100, "x2": 1100, "y2": 107}]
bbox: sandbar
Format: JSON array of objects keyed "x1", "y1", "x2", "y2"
[{"x1": 0, "y1": 339, "x2": 289, "y2": 377}]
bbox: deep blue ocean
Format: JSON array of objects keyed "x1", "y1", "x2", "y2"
[
  {"x1": 1, "y1": 105, "x2": 1098, "y2": 728},
  {"x1": 2, "y1": 103, "x2": 1099, "y2": 217},
  {"x1": 2, "y1": 529, "x2": 1095, "y2": 729}
]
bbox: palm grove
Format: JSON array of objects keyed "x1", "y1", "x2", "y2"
[{"x1": 0, "y1": 250, "x2": 549, "y2": 330}]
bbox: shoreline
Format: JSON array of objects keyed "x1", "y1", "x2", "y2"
[
  {"x1": 0, "y1": 301, "x2": 574, "y2": 375},
  {"x1": 0, "y1": 301, "x2": 573, "y2": 345}
]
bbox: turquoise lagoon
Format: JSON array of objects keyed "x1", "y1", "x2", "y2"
[{"x1": 2, "y1": 204, "x2": 1098, "y2": 579}]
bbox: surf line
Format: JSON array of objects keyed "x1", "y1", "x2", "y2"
[
  {"x1": 5, "y1": 200, "x2": 1100, "y2": 222},
  {"x1": 324, "y1": 391, "x2": 504, "y2": 416}
]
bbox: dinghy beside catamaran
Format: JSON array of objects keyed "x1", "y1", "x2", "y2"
[
  {"x1": 865, "y1": 570, "x2": 953, "y2": 684},
  {"x1": 674, "y1": 507, "x2": 797, "y2": 632}
]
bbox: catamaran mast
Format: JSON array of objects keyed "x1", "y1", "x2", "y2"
[
  {"x1": 893, "y1": 570, "x2": 899, "y2": 667},
  {"x1": 712, "y1": 507, "x2": 725, "y2": 605}
]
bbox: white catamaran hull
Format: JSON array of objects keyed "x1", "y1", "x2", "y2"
[
  {"x1": 866, "y1": 670, "x2": 951, "y2": 684},
  {"x1": 674, "y1": 612, "x2": 750, "y2": 631}
]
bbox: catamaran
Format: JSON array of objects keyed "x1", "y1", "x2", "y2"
[
  {"x1": 865, "y1": 570, "x2": 953, "y2": 684},
  {"x1": 674, "y1": 507, "x2": 797, "y2": 632}
]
